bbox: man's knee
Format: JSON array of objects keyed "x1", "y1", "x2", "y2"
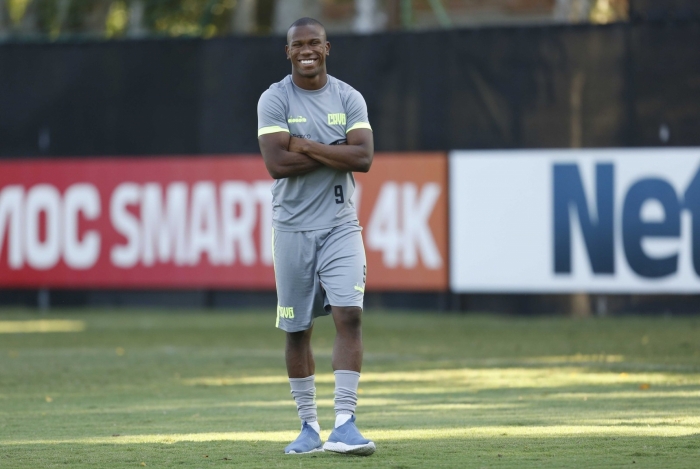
[
  {"x1": 286, "y1": 328, "x2": 313, "y2": 347},
  {"x1": 333, "y1": 306, "x2": 362, "y2": 330}
]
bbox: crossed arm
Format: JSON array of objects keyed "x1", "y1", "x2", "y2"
[{"x1": 258, "y1": 129, "x2": 374, "y2": 179}]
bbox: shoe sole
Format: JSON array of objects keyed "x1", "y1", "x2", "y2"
[
  {"x1": 323, "y1": 441, "x2": 376, "y2": 456},
  {"x1": 285, "y1": 446, "x2": 324, "y2": 455}
]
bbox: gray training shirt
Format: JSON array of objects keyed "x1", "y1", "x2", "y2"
[{"x1": 257, "y1": 74, "x2": 372, "y2": 232}]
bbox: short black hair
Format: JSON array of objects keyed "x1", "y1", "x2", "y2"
[
  {"x1": 288, "y1": 17, "x2": 325, "y2": 31},
  {"x1": 287, "y1": 17, "x2": 327, "y2": 43}
]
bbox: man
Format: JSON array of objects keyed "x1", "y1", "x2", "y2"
[{"x1": 256, "y1": 17, "x2": 375, "y2": 456}]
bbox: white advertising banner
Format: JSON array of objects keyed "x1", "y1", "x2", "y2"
[{"x1": 449, "y1": 148, "x2": 700, "y2": 293}]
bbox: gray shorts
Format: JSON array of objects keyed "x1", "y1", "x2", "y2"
[{"x1": 272, "y1": 221, "x2": 366, "y2": 333}]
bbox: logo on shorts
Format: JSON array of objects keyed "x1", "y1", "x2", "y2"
[{"x1": 277, "y1": 305, "x2": 295, "y2": 319}]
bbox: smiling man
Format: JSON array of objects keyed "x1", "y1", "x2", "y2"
[{"x1": 256, "y1": 18, "x2": 375, "y2": 456}]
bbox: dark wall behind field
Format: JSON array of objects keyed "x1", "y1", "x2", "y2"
[{"x1": 1, "y1": 20, "x2": 700, "y2": 158}]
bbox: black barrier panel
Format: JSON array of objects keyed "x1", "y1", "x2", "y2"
[
  {"x1": 0, "y1": 21, "x2": 699, "y2": 158},
  {"x1": 0, "y1": 40, "x2": 202, "y2": 156},
  {"x1": 630, "y1": 21, "x2": 700, "y2": 146}
]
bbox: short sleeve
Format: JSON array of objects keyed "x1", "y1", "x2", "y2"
[
  {"x1": 344, "y1": 89, "x2": 372, "y2": 134},
  {"x1": 257, "y1": 88, "x2": 290, "y2": 137}
]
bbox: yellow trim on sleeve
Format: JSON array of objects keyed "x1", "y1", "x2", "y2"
[
  {"x1": 258, "y1": 126, "x2": 290, "y2": 137},
  {"x1": 346, "y1": 122, "x2": 372, "y2": 133}
]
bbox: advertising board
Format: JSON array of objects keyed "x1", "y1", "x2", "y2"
[
  {"x1": 355, "y1": 153, "x2": 448, "y2": 291},
  {"x1": 0, "y1": 154, "x2": 448, "y2": 290},
  {"x1": 0, "y1": 157, "x2": 275, "y2": 288},
  {"x1": 450, "y1": 148, "x2": 700, "y2": 293}
]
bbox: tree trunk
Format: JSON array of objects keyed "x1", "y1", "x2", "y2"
[
  {"x1": 354, "y1": 0, "x2": 385, "y2": 33},
  {"x1": 127, "y1": 0, "x2": 146, "y2": 38},
  {"x1": 568, "y1": 70, "x2": 592, "y2": 317},
  {"x1": 272, "y1": 0, "x2": 320, "y2": 36},
  {"x1": 231, "y1": 0, "x2": 256, "y2": 34},
  {"x1": 554, "y1": 0, "x2": 593, "y2": 22},
  {"x1": 80, "y1": 0, "x2": 112, "y2": 36},
  {"x1": 19, "y1": 0, "x2": 40, "y2": 35},
  {"x1": 55, "y1": 0, "x2": 71, "y2": 35},
  {"x1": 0, "y1": 1, "x2": 7, "y2": 38},
  {"x1": 385, "y1": 0, "x2": 401, "y2": 30}
]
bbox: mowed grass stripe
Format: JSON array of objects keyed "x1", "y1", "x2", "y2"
[{"x1": 5, "y1": 423, "x2": 700, "y2": 446}]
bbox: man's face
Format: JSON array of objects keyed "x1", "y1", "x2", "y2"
[{"x1": 286, "y1": 24, "x2": 330, "y2": 78}]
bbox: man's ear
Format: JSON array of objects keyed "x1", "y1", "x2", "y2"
[
  {"x1": 285, "y1": 45, "x2": 291, "y2": 60},
  {"x1": 326, "y1": 41, "x2": 331, "y2": 56}
]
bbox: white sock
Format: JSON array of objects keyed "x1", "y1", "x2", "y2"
[
  {"x1": 335, "y1": 413, "x2": 352, "y2": 428},
  {"x1": 307, "y1": 420, "x2": 321, "y2": 433}
]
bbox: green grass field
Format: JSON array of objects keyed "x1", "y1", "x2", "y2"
[{"x1": 1, "y1": 309, "x2": 699, "y2": 468}]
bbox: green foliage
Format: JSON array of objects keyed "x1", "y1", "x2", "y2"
[
  {"x1": 142, "y1": 0, "x2": 236, "y2": 37},
  {"x1": 0, "y1": 309, "x2": 699, "y2": 468},
  {"x1": 1, "y1": 0, "x2": 239, "y2": 40}
]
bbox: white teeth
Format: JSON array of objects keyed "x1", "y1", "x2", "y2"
[{"x1": 301, "y1": 59, "x2": 314, "y2": 65}]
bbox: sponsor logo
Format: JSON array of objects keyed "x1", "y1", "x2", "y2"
[
  {"x1": 553, "y1": 162, "x2": 700, "y2": 279},
  {"x1": 327, "y1": 113, "x2": 346, "y2": 126},
  {"x1": 277, "y1": 305, "x2": 294, "y2": 319},
  {"x1": 287, "y1": 116, "x2": 306, "y2": 123},
  {"x1": 365, "y1": 182, "x2": 443, "y2": 269},
  {"x1": 0, "y1": 180, "x2": 274, "y2": 271},
  {"x1": 291, "y1": 133, "x2": 311, "y2": 139}
]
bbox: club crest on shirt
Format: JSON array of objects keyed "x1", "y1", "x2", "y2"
[{"x1": 327, "y1": 113, "x2": 346, "y2": 125}]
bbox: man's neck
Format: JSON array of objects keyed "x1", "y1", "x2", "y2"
[{"x1": 292, "y1": 71, "x2": 328, "y2": 91}]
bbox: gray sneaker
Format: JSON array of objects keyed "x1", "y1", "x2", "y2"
[
  {"x1": 284, "y1": 421, "x2": 323, "y2": 454},
  {"x1": 323, "y1": 415, "x2": 375, "y2": 456}
]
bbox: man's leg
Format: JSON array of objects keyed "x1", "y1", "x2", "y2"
[
  {"x1": 331, "y1": 306, "x2": 362, "y2": 425},
  {"x1": 323, "y1": 306, "x2": 375, "y2": 455},
  {"x1": 331, "y1": 306, "x2": 362, "y2": 372},
  {"x1": 284, "y1": 326, "x2": 323, "y2": 454},
  {"x1": 286, "y1": 326, "x2": 315, "y2": 378},
  {"x1": 318, "y1": 223, "x2": 374, "y2": 455},
  {"x1": 273, "y1": 228, "x2": 326, "y2": 454}
]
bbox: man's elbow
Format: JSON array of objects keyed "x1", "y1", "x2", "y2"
[
  {"x1": 356, "y1": 163, "x2": 371, "y2": 173},
  {"x1": 356, "y1": 155, "x2": 373, "y2": 173},
  {"x1": 265, "y1": 163, "x2": 285, "y2": 179}
]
